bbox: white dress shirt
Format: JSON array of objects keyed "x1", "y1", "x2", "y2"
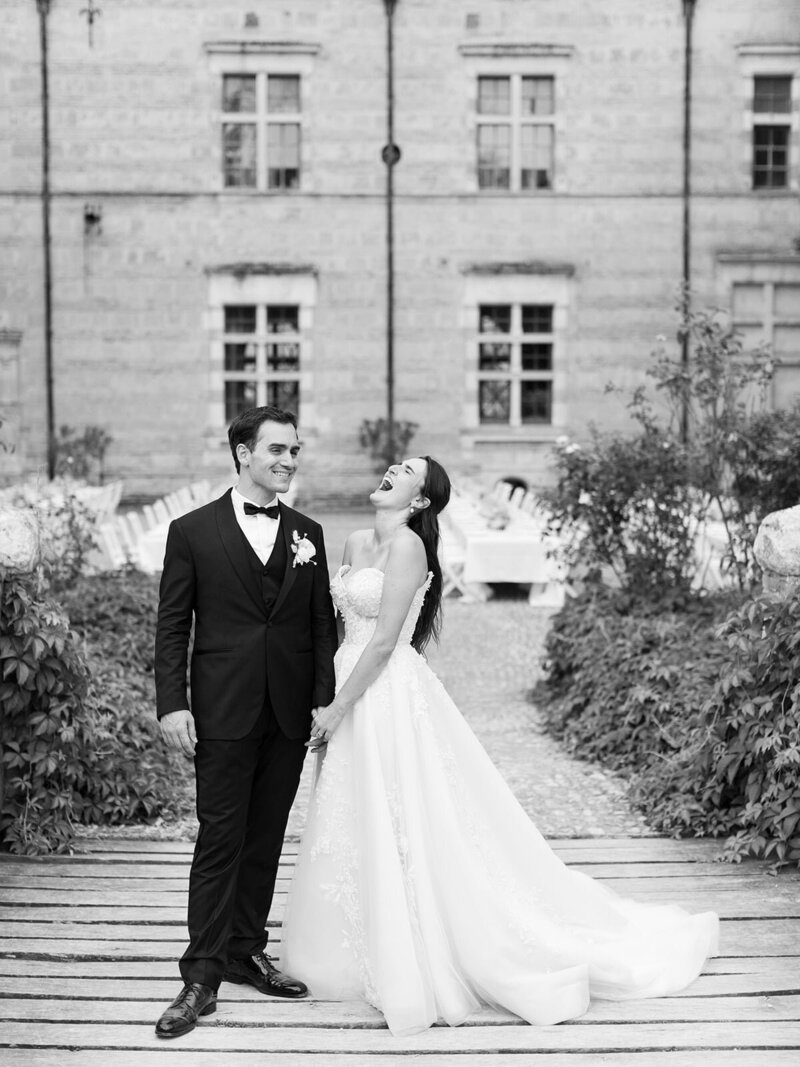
[{"x1": 231, "y1": 486, "x2": 281, "y2": 565}]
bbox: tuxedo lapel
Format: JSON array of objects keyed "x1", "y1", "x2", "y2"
[
  {"x1": 269, "y1": 502, "x2": 300, "y2": 619},
  {"x1": 214, "y1": 490, "x2": 268, "y2": 616}
]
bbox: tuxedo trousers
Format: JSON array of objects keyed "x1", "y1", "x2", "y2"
[{"x1": 180, "y1": 706, "x2": 308, "y2": 989}]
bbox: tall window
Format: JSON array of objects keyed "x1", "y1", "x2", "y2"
[
  {"x1": 223, "y1": 303, "x2": 302, "y2": 420},
  {"x1": 476, "y1": 75, "x2": 554, "y2": 191},
  {"x1": 732, "y1": 281, "x2": 800, "y2": 407},
  {"x1": 222, "y1": 73, "x2": 301, "y2": 190},
  {"x1": 752, "y1": 75, "x2": 792, "y2": 189},
  {"x1": 477, "y1": 304, "x2": 554, "y2": 425}
]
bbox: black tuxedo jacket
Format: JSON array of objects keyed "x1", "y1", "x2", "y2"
[{"x1": 154, "y1": 490, "x2": 338, "y2": 741}]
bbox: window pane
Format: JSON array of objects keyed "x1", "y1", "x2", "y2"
[
  {"x1": 479, "y1": 305, "x2": 512, "y2": 333},
  {"x1": 267, "y1": 305, "x2": 299, "y2": 333},
  {"x1": 521, "y1": 381, "x2": 552, "y2": 424},
  {"x1": 775, "y1": 364, "x2": 800, "y2": 410},
  {"x1": 268, "y1": 75, "x2": 301, "y2": 113},
  {"x1": 521, "y1": 305, "x2": 553, "y2": 333},
  {"x1": 267, "y1": 343, "x2": 300, "y2": 370},
  {"x1": 222, "y1": 75, "x2": 256, "y2": 113},
  {"x1": 225, "y1": 380, "x2": 257, "y2": 422},
  {"x1": 732, "y1": 283, "x2": 765, "y2": 321},
  {"x1": 479, "y1": 342, "x2": 511, "y2": 371},
  {"x1": 267, "y1": 123, "x2": 300, "y2": 189},
  {"x1": 224, "y1": 306, "x2": 257, "y2": 333},
  {"x1": 521, "y1": 77, "x2": 554, "y2": 116},
  {"x1": 774, "y1": 326, "x2": 800, "y2": 357},
  {"x1": 477, "y1": 77, "x2": 510, "y2": 115},
  {"x1": 267, "y1": 380, "x2": 299, "y2": 412},
  {"x1": 477, "y1": 125, "x2": 511, "y2": 189},
  {"x1": 753, "y1": 126, "x2": 789, "y2": 188},
  {"x1": 520, "y1": 125, "x2": 554, "y2": 189},
  {"x1": 775, "y1": 285, "x2": 800, "y2": 319},
  {"x1": 753, "y1": 75, "x2": 792, "y2": 113},
  {"x1": 223, "y1": 124, "x2": 257, "y2": 187},
  {"x1": 479, "y1": 380, "x2": 510, "y2": 424},
  {"x1": 224, "y1": 343, "x2": 256, "y2": 372},
  {"x1": 521, "y1": 343, "x2": 552, "y2": 371}
]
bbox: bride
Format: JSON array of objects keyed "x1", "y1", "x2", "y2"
[{"x1": 282, "y1": 455, "x2": 718, "y2": 1037}]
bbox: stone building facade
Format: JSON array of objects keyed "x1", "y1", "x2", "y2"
[{"x1": 1, "y1": 0, "x2": 799, "y2": 501}]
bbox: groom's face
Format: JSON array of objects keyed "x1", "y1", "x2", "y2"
[{"x1": 238, "y1": 420, "x2": 300, "y2": 499}]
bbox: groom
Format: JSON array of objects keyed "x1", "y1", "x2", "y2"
[{"x1": 154, "y1": 405, "x2": 338, "y2": 1038}]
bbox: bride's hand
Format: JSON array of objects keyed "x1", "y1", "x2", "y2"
[{"x1": 307, "y1": 702, "x2": 348, "y2": 747}]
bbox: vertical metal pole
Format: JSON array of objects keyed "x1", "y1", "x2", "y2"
[
  {"x1": 680, "y1": 0, "x2": 695, "y2": 444},
  {"x1": 37, "y1": 0, "x2": 56, "y2": 478},
  {"x1": 384, "y1": 0, "x2": 396, "y2": 463}
]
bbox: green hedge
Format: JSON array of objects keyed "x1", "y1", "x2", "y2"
[
  {"x1": 536, "y1": 585, "x2": 800, "y2": 868},
  {"x1": 1, "y1": 569, "x2": 193, "y2": 854}
]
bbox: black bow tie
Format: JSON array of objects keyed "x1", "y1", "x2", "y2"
[{"x1": 243, "y1": 502, "x2": 280, "y2": 519}]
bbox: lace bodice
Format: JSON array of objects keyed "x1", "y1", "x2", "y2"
[{"x1": 331, "y1": 565, "x2": 432, "y2": 649}]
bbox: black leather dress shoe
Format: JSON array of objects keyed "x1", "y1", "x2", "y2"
[
  {"x1": 155, "y1": 982, "x2": 217, "y2": 1038},
  {"x1": 223, "y1": 952, "x2": 308, "y2": 998}
]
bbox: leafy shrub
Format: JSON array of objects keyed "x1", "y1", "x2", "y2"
[
  {"x1": 542, "y1": 305, "x2": 792, "y2": 596},
  {"x1": 359, "y1": 417, "x2": 419, "y2": 472},
  {"x1": 55, "y1": 424, "x2": 113, "y2": 484},
  {"x1": 537, "y1": 585, "x2": 800, "y2": 869},
  {"x1": 536, "y1": 585, "x2": 739, "y2": 773},
  {"x1": 1, "y1": 569, "x2": 192, "y2": 854},
  {"x1": 632, "y1": 590, "x2": 800, "y2": 868},
  {"x1": 543, "y1": 424, "x2": 704, "y2": 598},
  {"x1": 5, "y1": 479, "x2": 98, "y2": 592}
]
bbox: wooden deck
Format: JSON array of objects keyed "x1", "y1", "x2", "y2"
[{"x1": 1, "y1": 835, "x2": 799, "y2": 1065}]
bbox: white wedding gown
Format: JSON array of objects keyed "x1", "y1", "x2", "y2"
[{"x1": 282, "y1": 565, "x2": 719, "y2": 1036}]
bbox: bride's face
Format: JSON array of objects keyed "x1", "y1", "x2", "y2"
[{"x1": 370, "y1": 457, "x2": 429, "y2": 512}]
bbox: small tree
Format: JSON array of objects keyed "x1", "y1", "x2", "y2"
[
  {"x1": 54, "y1": 424, "x2": 113, "y2": 485},
  {"x1": 358, "y1": 417, "x2": 419, "y2": 473}
]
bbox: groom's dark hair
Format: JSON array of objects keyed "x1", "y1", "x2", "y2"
[{"x1": 228, "y1": 406, "x2": 298, "y2": 473}]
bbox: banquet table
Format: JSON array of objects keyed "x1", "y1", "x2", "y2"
[{"x1": 441, "y1": 492, "x2": 565, "y2": 606}]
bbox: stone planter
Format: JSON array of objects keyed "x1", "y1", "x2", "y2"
[
  {"x1": 753, "y1": 504, "x2": 800, "y2": 598},
  {"x1": 0, "y1": 505, "x2": 41, "y2": 574}
]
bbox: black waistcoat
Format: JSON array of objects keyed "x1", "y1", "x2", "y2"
[
  {"x1": 238, "y1": 521, "x2": 289, "y2": 614},
  {"x1": 236, "y1": 523, "x2": 288, "y2": 728}
]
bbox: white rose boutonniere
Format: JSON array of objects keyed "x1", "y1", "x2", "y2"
[{"x1": 291, "y1": 530, "x2": 317, "y2": 568}]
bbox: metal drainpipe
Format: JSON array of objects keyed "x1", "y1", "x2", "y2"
[
  {"x1": 680, "y1": 0, "x2": 696, "y2": 444},
  {"x1": 37, "y1": 0, "x2": 56, "y2": 478},
  {"x1": 384, "y1": 0, "x2": 397, "y2": 463}
]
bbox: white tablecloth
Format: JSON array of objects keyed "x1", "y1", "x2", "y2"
[{"x1": 462, "y1": 531, "x2": 557, "y2": 585}]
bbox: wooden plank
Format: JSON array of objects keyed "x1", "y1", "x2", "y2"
[
  {"x1": 1, "y1": 1020, "x2": 800, "y2": 1052},
  {"x1": 0, "y1": 906, "x2": 188, "y2": 922},
  {"x1": 0, "y1": 959, "x2": 797, "y2": 998},
  {"x1": 0, "y1": 954, "x2": 788, "y2": 980},
  {"x1": 1, "y1": 919, "x2": 795, "y2": 958},
  {"x1": 5, "y1": 1054, "x2": 800, "y2": 1067},
  {"x1": 4, "y1": 860, "x2": 788, "y2": 882},
  {"x1": 0, "y1": 923, "x2": 189, "y2": 940},
  {"x1": 1, "y1": 994, "x2": 799, "y2": 1026}
]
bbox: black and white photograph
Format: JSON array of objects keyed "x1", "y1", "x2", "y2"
[{"x1": 1, "y1": 1, "x2": 799, "y2": 1062}]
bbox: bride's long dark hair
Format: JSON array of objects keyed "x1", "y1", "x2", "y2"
[{"x1": 408, "y1": 456, "x2": 451, "y2": 654}]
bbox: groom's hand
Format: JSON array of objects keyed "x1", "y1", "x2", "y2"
[{"x1": 160, "y1": 709, "x2": 197, "y2": 757}]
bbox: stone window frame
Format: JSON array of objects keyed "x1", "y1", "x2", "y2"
[
  {"x1": 459, "y1": 43, "x2": 573, "y2": 195},
  {"x1": 205, "y1": 42, "x2": 320, "y2": 194},
  {"x1": 717, "y1": 253, "x2": 800, "y2": 410},
  {"x1": 206, "y1": 269, "x2": 318, "y2": 436},
  {"x1": 736, "y1": 45, "x2": 800, "y2": 195},
  {"x1": 461, "y1": 268, "x2": 572, "y2": 442}
]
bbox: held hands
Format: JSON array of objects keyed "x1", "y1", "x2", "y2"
[
  {"x1": 160, "y1": 709, "x2": 197, "y2": 757},
  {"x1": 306, "y1": 701, "x2": 348, "y2": 750}
]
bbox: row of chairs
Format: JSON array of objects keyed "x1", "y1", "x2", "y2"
[{"x1": 90, "y1": 480, "x2": 217, "y2": 571}]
